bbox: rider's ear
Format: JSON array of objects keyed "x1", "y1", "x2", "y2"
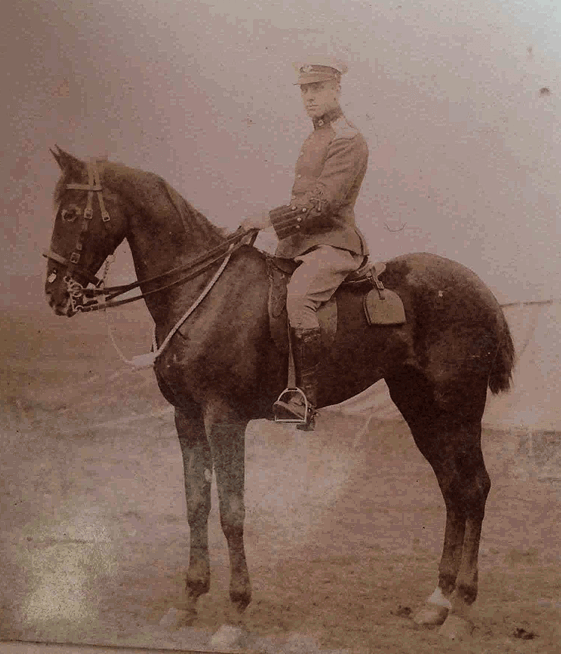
[{"x1": 50, "y1": 145, "x2": 84, "y2": 176}]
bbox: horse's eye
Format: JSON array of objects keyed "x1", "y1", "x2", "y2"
[{"x1": 61, "y1": 205, "x2": 81, "y2": 222}]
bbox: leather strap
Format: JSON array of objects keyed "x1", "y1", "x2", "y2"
[{"x1": 42, "y1": 249, "x2": 104, "y2": 287}]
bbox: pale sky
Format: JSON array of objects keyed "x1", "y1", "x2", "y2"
[{"x1": 2, "y1": 0, "x2": 560, "y2": 307}]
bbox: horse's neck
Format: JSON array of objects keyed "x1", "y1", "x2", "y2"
[
  {"x1": 124, "y1": 173, "x2": 225, "y2": 280},
  {"x1": 116, "y1": 169, "x2": 227, "y2": 323}
]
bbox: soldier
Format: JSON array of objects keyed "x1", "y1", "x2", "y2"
[{"x1": 241, "y1": 57, "x2": 369, "y2": 429}]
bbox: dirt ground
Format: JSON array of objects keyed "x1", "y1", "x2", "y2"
[{"x1": 1, "y1": 307, "x2": 560, "y2": 653}]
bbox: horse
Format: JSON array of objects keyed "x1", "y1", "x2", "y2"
[{"x1": 44, "y1": 147, "x2": 514, "y2": 639}]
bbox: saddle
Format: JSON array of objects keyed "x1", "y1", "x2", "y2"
[{"x1": 266, "y1": 256, "x2": 406, "y2": 353}]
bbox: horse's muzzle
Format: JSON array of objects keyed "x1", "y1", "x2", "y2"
[
  {"x1": 45, "y1": 269, "x2": 77, "y2": 317},
  {"x1": 46, "y1": 288, "x2": 75, "y2": 317}
]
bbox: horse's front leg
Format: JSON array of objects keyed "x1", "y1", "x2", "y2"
[
  {"x1": 175, "y1": 404, "x2": 213, "y2": 618},
  {"x1": 204, "y1": 400, "x2": 251, "y2": 614}
]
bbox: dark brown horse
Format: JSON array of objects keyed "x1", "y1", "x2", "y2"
[{"x1": 45, "y1": 148, "x2": 514, "y2": 639}]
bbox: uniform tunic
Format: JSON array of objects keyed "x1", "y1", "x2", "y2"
[
  {"x1": 270, "y1": 107, "x2": 370, "y2": 329},
  {"x1": 273, "y1": 107, "x2": 369, "y2": 259}
]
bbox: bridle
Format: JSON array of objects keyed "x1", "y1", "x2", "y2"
[
  {"x1": 44, "y1": 159, "x2": 111, "y2": 289},
  {"x1": 44, "y1": 159, "x2": 257, "y2": 314}
]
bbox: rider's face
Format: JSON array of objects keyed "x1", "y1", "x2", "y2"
[{"x1": 300, "y1": 80, "x2": 341, "y2": 119}]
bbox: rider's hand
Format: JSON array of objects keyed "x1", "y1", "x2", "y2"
[{"x1": 240, "y1": 210, "x2": 271, "y2": 232}]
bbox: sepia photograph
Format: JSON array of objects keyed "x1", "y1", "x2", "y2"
[{"x1": 1, "y1": 1, "x2": 560, "y2": 653}]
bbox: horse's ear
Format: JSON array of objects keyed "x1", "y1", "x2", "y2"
[
  {"x1": 50, "y1": 147, "x2": 62, "y2": 168},
  {"x1": 50, "y1": 145, "x2": 84, "y2": 174}
]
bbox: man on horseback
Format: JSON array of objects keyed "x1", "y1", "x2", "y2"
[{"x1": 241, "y1": 57, "x2": 370, "y2": 429}]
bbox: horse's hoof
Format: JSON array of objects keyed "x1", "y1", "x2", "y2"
[
  {"x1": 438, "y1": 614, "x2": 474, "y2": 640},
  {"x1": 210, "y1": 625, "x2": 247, "y2": 649},
  {"x1": 159, "y1": 607, "x2": 197, "y2": 630},
  {"x1": 413, "y1": 604, "x2": 449, "y2": 626}
]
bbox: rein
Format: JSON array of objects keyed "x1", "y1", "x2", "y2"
[
  {"x1": 44, "y1": 230, "x2": 255, "y2": 313},
  {"x1": 71, "y1": 231, "x2": 255, "y2": 313},
  {"x1": 110, "y1": 243, "x2": 238, "y2": 369}
]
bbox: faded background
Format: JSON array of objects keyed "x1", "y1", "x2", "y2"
[
  {"x1": 1, "y1": 1, "x2": 561, "y2": 653},
  {"x1": 2, "y1": 0, "x2": 560, "y2": 308}
]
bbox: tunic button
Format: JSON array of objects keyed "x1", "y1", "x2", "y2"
[
  {"x1": 297, "y1": 174, "x2": 302, "y2": 178},
  {"x1": 297, "y1": 217, "x2": 302, "y2": 222}
]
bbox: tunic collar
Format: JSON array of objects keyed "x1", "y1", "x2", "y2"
[{"x1": 312, "y1": 106, "x2": 343, "y2": 129}]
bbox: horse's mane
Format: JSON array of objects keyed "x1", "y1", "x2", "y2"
[{"x1": 160, "y1": 178, "x2": 226, "y2": 248}]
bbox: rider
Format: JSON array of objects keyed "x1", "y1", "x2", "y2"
[{"x1": 241, "y1": 57, "x2": 369, "y2": 429}]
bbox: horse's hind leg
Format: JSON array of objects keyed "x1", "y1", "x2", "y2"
[
  {"x1": 204, "y1": 400, "x2": 251, "y2": 615},
  {"x1": 175, "y1": 404, "x2": 213, "y2": 619},
  {"x1": 418, "y1": 420, "x2": 490, "y2": 630},
  {"x1": 386, "y1": 370, "x2": 490, "y2": 637},
  {"x1": 439, "y1": 428, "x2": 490, "y2": 640}
]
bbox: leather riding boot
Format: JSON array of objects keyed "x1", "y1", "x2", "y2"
[{"x1": 273, "y1": 327, "x2": 322, "y2": 430}]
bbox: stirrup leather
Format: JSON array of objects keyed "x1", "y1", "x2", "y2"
[{"x1": 273, "y1": 387, "x2": 316, "y2": 425}]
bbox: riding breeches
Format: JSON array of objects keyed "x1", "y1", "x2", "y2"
[{"x1": 286, "y1": 245, "x2": 364, "y2": 330}]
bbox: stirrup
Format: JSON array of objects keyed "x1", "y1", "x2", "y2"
[{"x1": 273, "y1": 387, "x2": 314, "y2": 425}]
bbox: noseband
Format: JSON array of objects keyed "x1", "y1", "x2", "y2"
[{"x1": 44, "y1": 159, "x2": 111, "y2": 289}]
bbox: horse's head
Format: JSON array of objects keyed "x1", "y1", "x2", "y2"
[{"x1": 45, "y1": 147, "x2": 128, "y2": 316}]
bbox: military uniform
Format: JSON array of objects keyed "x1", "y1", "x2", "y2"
[
  {"x1": 270, "y1": 106, "x2": 369, "y2": 330},
  {"x1": 266, "y1": 59, "x2": 369, "y2": 428}
]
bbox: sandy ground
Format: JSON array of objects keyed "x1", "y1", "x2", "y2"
[{"x1": 1, "y1": 307, "x2": 560, "y2": 653}]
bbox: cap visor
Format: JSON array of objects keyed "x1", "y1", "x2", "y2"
[{"x1": 294, "y1": 73, "x2": 337, "y2": 85}]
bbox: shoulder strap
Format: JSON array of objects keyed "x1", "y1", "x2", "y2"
[{"x1": 331, "y1": 116, "x2": 358, "y2": 140}]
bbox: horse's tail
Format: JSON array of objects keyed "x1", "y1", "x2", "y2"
[{"x1": 488, "y1": 308, "x2": 515, "y2": 394}]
